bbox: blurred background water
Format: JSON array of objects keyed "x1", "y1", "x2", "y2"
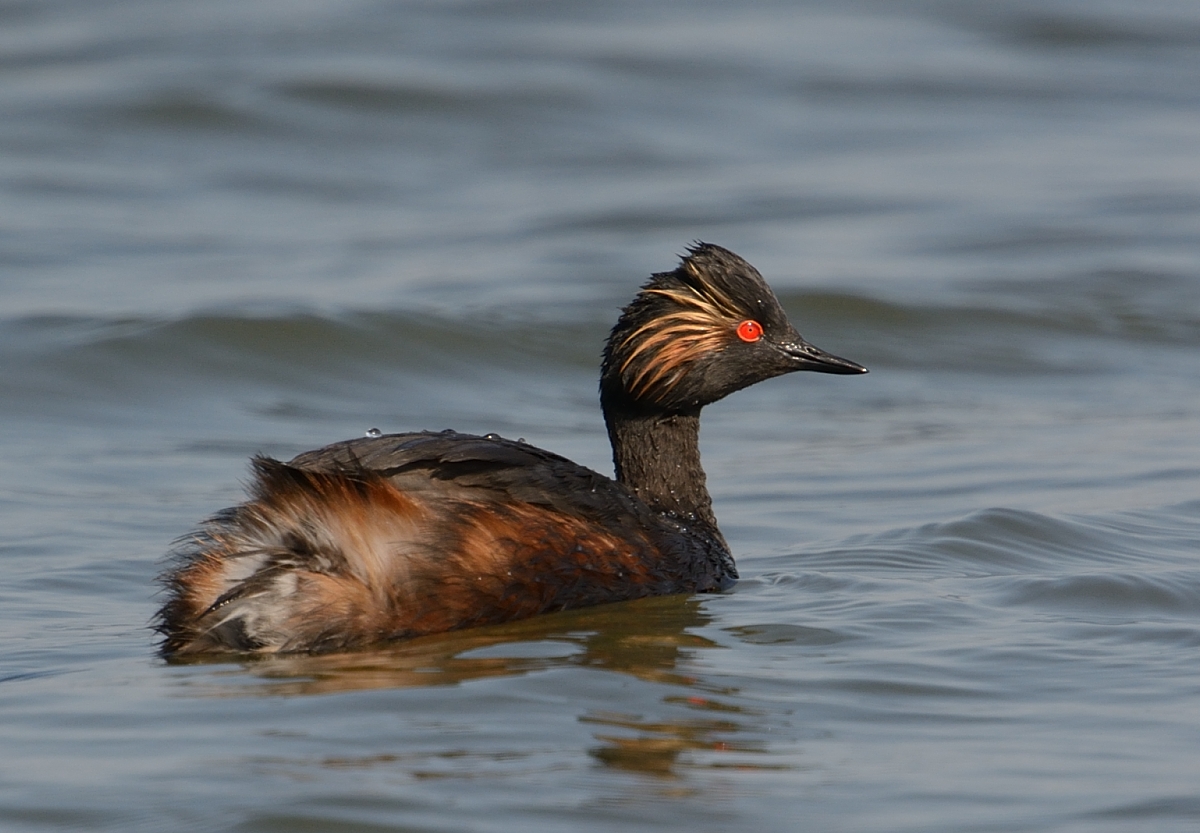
[{"x1": 2, "y1": 1, "x2": 1199, "y2": 831}]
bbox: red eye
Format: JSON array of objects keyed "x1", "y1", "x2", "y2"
[{"x1": 736, "y1": 319, "x2": 763, "y2": 343}]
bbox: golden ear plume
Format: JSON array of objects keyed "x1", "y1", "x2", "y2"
[{"x1": 617, "y1": 280, "x2": 744, "y2": 399}]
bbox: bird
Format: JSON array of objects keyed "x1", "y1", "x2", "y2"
[{"x1": 156, "y1": 243, "x2": 867, "y2": 657}]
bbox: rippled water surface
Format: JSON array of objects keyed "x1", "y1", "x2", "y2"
[{"x1": 2, "y1": 1, "x2": 1200, "y2": 831}]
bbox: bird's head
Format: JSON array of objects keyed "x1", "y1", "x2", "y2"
[{"x1": 601, "y1": 242, "x2": 866, "y2": 414}]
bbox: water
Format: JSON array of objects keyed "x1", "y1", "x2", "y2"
[{"x1": 2, "y1": 1, "x2": 1199, "y2": 830}]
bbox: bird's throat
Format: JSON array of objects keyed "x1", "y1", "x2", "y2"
[{"x1": 604, "y1": 408, "x2": 718, "y2": 532}]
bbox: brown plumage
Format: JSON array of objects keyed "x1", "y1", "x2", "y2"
[{"x1": 157, "y1": 243, "x2": 866, "y2": 657}]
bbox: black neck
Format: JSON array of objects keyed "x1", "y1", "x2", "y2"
[{"x1": 602, "y1": 401, "x2": 719, "y2": 533}]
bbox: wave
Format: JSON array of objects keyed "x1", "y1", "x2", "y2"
[
  {"x1": 4, "y1": 267, "x2": 1197, "y2": 377},
  {"x1": 0, "y1": 309, "x2": 603, "y2": 393},
  {"x1": 781, "y1": 269, "x2": 1200, "y2": 373},
  {"x1": 755, "y1": 503, "x2": 1200, "y2": 622},
  {"x1": 0, "y1": 266, "x2": 1194, "y2": 432}
]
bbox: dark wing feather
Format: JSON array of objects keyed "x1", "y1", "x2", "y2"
[{"x1": 289, "y1": 431, "x2": 651, "y2": 522}]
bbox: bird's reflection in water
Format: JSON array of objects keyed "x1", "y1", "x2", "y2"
[
  {"x1": 181, "y1": 595, "x2": 789, "y2": 780},
  {"x1": 583, "y1": 704, "x2": 784, "y2": 780}
]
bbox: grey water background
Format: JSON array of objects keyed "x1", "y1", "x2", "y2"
[{"x1": 2, "y1": 0, "x2": 1200, "y2": 830}]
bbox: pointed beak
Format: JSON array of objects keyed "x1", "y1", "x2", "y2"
[{"x1": 777, "y1": 338, "x2": 868, "y2": 375}]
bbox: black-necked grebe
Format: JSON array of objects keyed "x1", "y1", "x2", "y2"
[{"x1": 157, "y1": 243, "x2": 867, "y2": 656}]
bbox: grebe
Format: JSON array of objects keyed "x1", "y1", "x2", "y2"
[{"x1": 157, "y1": 243, "x2": 866, "y2": 656}]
